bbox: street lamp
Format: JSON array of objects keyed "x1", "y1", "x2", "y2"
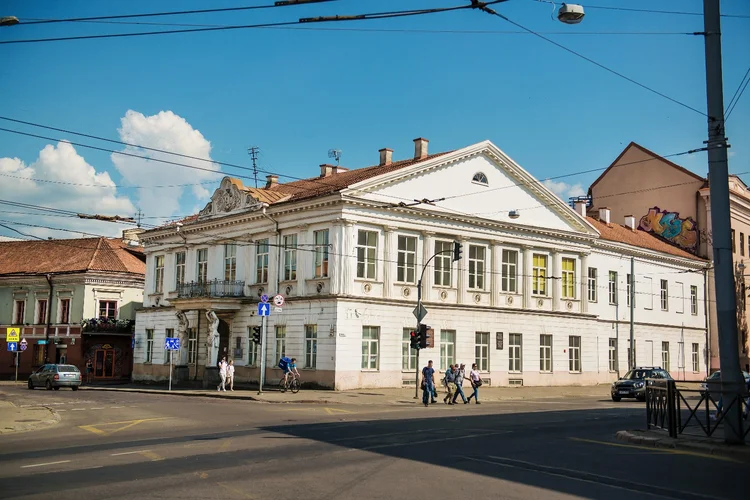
[
  {"x1": 557, "y1": 4, "x2": 585, "y2": 25},
  {"x1": 0, "y1": 16, "x2": 19, "y2": 27}
]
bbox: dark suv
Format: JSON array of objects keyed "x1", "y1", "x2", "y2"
[{"x1": 611, "y1": 367, "x2": 671, "y2": 402}]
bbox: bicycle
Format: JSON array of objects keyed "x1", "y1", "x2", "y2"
[{"x1": 279, "y1": 373, "x2": 301, "y2": 394}]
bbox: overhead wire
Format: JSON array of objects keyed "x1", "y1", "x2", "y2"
[
  {"x1": 725, "y1": 66, "x2": 750, "y2": 121},
  {"x1": 575, "y1": 3, "x2": 750, "y2": 19},
  {"x1": 0, "y1": 171, "x2": 219, "y2": 190}
]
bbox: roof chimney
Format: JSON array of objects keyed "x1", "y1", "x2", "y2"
[
  {"x1": 598, "y1": 207, "x2": 611, "y2": 224},
  {"x1": 574, "y1": 201, "x2": 587, "y2": 218},
  {"x1": 319, "y1": 164, "x2": 335, "y2": 177},
  {"x1": 379, "y1": 148, "x2": 393, "y2": 166},
  {"x1": 624, "y1": 215, "x2": 636, "y2": 231},
  {"x1": 413, "y1": 137, "x2": 429, "y2": 160},
  {"x1": 265, "y1": 174, "x2": 278, "y2": 188}
]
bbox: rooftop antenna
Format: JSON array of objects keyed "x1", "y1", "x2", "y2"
[
  {"x1": 328, "y1": 148, "x2": 342, "y2": 166},
  {"x1": 248, "y1": 146, "x2": 260, "y2": 188},
  {"x1": 135, "y1": 209, "x2": 144, "y2": 228}
]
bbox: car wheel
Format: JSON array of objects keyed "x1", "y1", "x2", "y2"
[
  {"x1": 45, "y1": 379, "x2": 53, "y2": 390},
  {"x1": 636, "y1": 395, "x2": 646, "y2": 402},
  {"x1": 53, "y1": 386, "x2": 60, "y2": 391},
  {"x1": 611, "y1": 395, "x2": 621, "y2": 402},
  {"x1": 72, "y1": 386, "x2": 79, "y2": 391},
  {"x1": 27, "y1": 379, "x2": 34, "y2": 390}
]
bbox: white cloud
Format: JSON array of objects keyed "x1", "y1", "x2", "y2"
[
  {"x1": 111, "y1": 110, "x2": 220, "y2": 218},
  {"x1": 543, "y1": 179, "x2": 586, "y2": 200}
]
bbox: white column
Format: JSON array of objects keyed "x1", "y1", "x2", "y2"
[
  {"x1": 491, "y1": 241, "x2": 501, "y2": 307},
  {"x1": 523, "y1": 246, "x2": 533, "y2": 309},
  {"x1": 383, "y1": 227, "x2": 396, "y2": 299},
  {"x1": 421, "y1": 231, "x2": 434, "y2": 302},
  {"x1": 581, "y1": 253, "x2": 589, "y2": 313},
  {"x1": 551, "y1": 251, "x2": 560, "y2": 311}
]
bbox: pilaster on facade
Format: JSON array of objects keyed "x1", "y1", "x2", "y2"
[
  {"x1": 342, "y1": 221, "x2": 355, "y2": 296},
  {"x1": 522, "y1": 245, "x2": 533, "y2": 309},
  {"x1": 457, "y1": 236, "x2": 468, "y2": 305},
  {"x1": 421, "y1": 231, "x2": 435, "y2": 302},
  {"x1": 490, "y1": 241, "x2": 502, "y2": 307},
  {"x1": 383, "y1": 226, "x2": 397, "y2": 299},
  {"x1": 580, "y1": 253, "x2": 590, "y2": 314},
  {"x1": 551, "y1": 251, "x2": 561, "y2": 312}
]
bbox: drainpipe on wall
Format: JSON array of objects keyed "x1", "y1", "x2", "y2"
[
  {"x1": 703, "y1": 265, "x2": 711, "y2": 376},
  {"x1": 44, "y1": 274, "x2": 54, "y2": 363}
]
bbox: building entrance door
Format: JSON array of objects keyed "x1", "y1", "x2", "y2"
[{"x1": 95, "y1": 349, "x2": 115, "y2": 378}]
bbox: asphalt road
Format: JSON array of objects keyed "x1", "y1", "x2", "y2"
[{"x1": 0, "y1": 387, "x2": 744, "y2": 500}]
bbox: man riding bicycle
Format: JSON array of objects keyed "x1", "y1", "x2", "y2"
[{"x1": 278, "y1": 356, "x2": 300, "y2": 388}]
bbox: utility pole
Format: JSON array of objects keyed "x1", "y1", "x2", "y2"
[
  {"x1": 135, "y1": 209, "x2": 143, "y2": 228},
  {"x1": 629, "y1": 257, "x2": 635, "y2": 370},
  {"x1": 703, "y1": 0, "x2": 744, "y2": 444},
  {"x1": 248, "y1": 146, "x2": 260, "y2": 189}
]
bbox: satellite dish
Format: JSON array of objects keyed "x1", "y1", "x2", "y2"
[
  {"x1": 509, "y1": 210, "x2": 521, "y2": 220},
  {"x1": 558, "y1": 3, "x2": 585, "y2": 24}
]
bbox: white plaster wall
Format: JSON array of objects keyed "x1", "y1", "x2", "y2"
[{"x1": 83, "y1": 284, "x2": 144, "y2": 321}]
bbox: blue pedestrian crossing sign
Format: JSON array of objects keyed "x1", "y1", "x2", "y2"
[
  {"x1": 7, "y1": 342, "x2": 17, "y2": 352},
  {"x1": 258, "y1": 302, "x2": 270, "y2": 316},
  {"x1": 164, "y1": 337, "x2": 180, "y2": 350}
]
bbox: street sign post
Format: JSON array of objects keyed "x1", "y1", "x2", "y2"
[
  {"x1": 258, "y1": 302, "x2": 270, "y2": 316},
  {"x1": 6, "y1": 327, "x2": 20, "y2": 343},
  {"x1": 165, "y1": 337, "x2": 180, "y2": 391}
]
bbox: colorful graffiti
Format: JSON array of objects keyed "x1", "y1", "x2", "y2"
[{"x1": 639, "y1": 207, "x2": 699, "y2": 253}]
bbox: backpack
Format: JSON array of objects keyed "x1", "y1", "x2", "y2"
[{"x1": 278, "y1": 357, "x2": 291, "y2": 370}]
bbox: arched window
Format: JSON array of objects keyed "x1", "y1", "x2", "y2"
[{"x1": 472, "y1": 172, "x2": 488, "y2": 185}]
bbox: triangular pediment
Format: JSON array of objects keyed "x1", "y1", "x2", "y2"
[{"x1": 343, "y1": 141, "x2": 598, "y2": 236}]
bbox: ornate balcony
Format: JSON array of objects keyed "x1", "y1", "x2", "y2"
[{"x1": 177, "y1": 279, "x2": 245, "y2": 299}]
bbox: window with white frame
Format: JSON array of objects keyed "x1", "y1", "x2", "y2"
[
  {"x1": 256, "y1": 239, "x2": 269, "y2": 284},
  {"x1": 440, "y1": 330, "x2": 456, "y2": 370},
  {"x1": 164, "y1": 328, "x2": 174, "y2": 364},
  {"x1": 247, "y1": 331, "x2": 258, "y2": 367},
  {"x1": 234, "y1": 336, "x2": 243, "y2": 360},
  {"x1": 660, "y1": 280, "x2": 669, "y2": 311},
  {"x1": 275, "y1": 326, "x2": 286, "y2": 361},
  {"x1": 224, "y1": 244, "x2": 237, "y2": 281},
  {"x1": 532, "y1": 254, "x2": 547, "y2": 296},
  {"x1": 468, "y1": 245, "x2": 486, "y2": 290},
  {"x1": 188, "y1": 328, "x2": 197, "y2": 364},
  {"x1": 540, "y1": 334, "x2": 552, "y2": 372},
  {"x1": 475, "y1": 332, "x2": 490, "y2": 371},
  {"x1": 397, "y1": 235, "x2": 417, "y2": 284},
  {"x1": 690, "y1": 285, "x2": 698, "y2": 315},
  {"x1": 305, "y1": 324, "x2": 317, "y2": 369},
  {"x1": 99, "y1": 301, "x2": 117, "y2": 319},
  {"x1": 154, "y1": 255, "x2": 165, "y2": 293},
  {"x1": 13, "y1": 300, "x2": 25, "y2": 325},
  {"x1": 59, "y1": 298, "x2": 71, "y2": 324},
  {"x1": 501, "y1": 249, "x2": 518, "y2": 293},
  {"x1": 434, "y1": 241, "x2": 453, "y2": 287},
  {"x1": 509, "y1": 333, "x2": 522, "y2": 372},
  {"x1": 472, "y1": 172, "x2": 488, "y2": 185},
  {"x1": 609, "y1": 338, "x2": 617, "y2": 372},
  {"x1": 361, "y1": 326, "x2": 379, "y2": 370},
  {"x1": 283, "y1": 234, "x2": 297, "y2": 281},
  {"x1": 588, "y1": 268, "x2": 598, "y2": 302},
  {"x1": 662, "y1": 341, "x2": 670, "y2": 370},
  {"x1": 691, "y1": 343, "x2": 699, "y2": 372},
  {"x1": 145, "y1": 329, "x2": 154, "y2": 363},
  {"x1": 356, "y1": 230, "x2": 377, "y2": 280},
  {"x1": 675, "y1": 282, "x2": 684, "y2": 313},
  {"x1": 175, "y1": 251, "x2": 186, "y2": 287},
  {"x1": 36, "y1": 299, "x2": 47, "y2": 325},
  {"x1": 608, "y1": 271, "x2": 618, "y2": 305},
  {"x1": 643, "y1": 277, "x2": 654, "y2": 309},
  {"x1": 197, "y1": 248, "x2": 208, "y2": 283},
  {"x1": 561, "y1": 258, "x2": 575, "y2": 299},
  {"x1": 569, "y1": 336, "x2": 581, "y2": 373},
  {"x1": 313, "y1": 230, "x2": 329, "y2": 278},
  {"x1": 402, "y1": 328, "x2": 417, "y2": 371}
]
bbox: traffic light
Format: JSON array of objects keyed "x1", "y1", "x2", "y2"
[
  {"x1": 409, "y1": 330, "x2": 419, "y2": 350},
  {"x1": 251, "y1": 326, "x2": 262, "y2": 345},
  {"x1": 418, "y1": 324, "x2": 428, "y2": 349},
  {"x1": 452, "y1": 240, "x2": 463, "y2": 262}
]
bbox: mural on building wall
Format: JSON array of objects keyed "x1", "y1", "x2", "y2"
[{"x1": 639, "y1": 207, "x2": 699, "y2": 253}]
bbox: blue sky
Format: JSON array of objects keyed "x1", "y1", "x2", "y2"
[{"x1": 0, "y1": 0, "x2": 748, "y2": 238}]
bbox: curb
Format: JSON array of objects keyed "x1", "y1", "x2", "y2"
[
  {"x1": 616, "y1": 430, "x2": 750, "y2": 463},
  {"x1": 79, "y1": 386, "x2": 343, "y2": 405}
]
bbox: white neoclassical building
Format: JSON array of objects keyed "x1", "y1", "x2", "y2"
[{"x1": 133, "y1": 138, "x2": 708, "y2": 390}]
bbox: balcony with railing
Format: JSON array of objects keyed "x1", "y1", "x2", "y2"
[{"x1": 177, "y1": 279, "x2": 246, "y2": 299}]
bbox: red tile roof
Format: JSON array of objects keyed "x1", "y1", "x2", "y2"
[
  {"x1": 586, "y1": 217, "x2": 704, "y2": 261},
  {"x1": 0, "y1": 237, "x2": 146, "y2": 276}
]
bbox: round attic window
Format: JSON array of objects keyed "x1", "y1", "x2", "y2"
[{"x1": 472, "y1": 172, "x2": 488, "y2": 185}]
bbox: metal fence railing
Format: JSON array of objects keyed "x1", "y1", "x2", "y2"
[{"x1": 177, "y1": 279, "x2": 245, "y2": 298}]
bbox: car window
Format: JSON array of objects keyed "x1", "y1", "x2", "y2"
[{"x1": 58, "y1": 365, "x2": 79, "y2": 373}]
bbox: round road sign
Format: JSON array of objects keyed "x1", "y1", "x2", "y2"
[
  {"x1": 260, "y1": 294, "x2": 269, "y2": 303},
  {"x1": 273, "y1": 294, "x2": 285, "y2": 307}
]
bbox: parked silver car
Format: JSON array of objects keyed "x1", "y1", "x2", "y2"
[{"x1": 28, "y1": 364, "x2": 81, "y2": 391}]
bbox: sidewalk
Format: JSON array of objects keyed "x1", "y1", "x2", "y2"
[
  {"x1": 0, "y1": 401, "x2": 60, "y2": 434},
  {"x1": 616, "y1": 429, "x2": 750, "y2": 463},
  {"x1": 80, "y1": 383, "x2": 611, "y2": 405}
]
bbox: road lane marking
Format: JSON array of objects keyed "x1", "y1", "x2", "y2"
[
  {"x1": 89, "y1": 407, "x2": 105, "y2": 410},
  {"x1": 362, "y1": 431, "x2": 510, "y2": 451},
  {"x1": 71, "y1": 408, "x2": 86, "y2": 411},
  {"x1": 21, "y1": 460, "x2": 71, "y2": 469},
  {"x1": 568, "y1": 437, "x2": 740, "y2": 463},
  {"x1": 79, "y1": 417, "x2": 172, "y2": 436},
  {"x1": 109, "y1": 406, "x2": 124, "y2": 409},
  {"x1": 138, "y1": 450, "x2": 164, "y2": 461},
  {"x1": 324, "y1": 407, "x2": 354, "y2": 415},
  {"x1": 111, "y1": 450, "x2": 151, "y2": 456}
]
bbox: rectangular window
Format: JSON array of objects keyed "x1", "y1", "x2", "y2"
[
  {"x1": 356, "y1": 230, "x2": 377, "y2": 280},
  {"x1": 175, "y1": 252, "x2": 186, "y2": 286},
  {"x1": 256, "y1": 239, "x2": 269, "y2": 284},
  {"x1": 532, "y1": 254, "x2": 548, "y2": 296},
  {"x1": 690, "y1": 285, "x2": 698, "y2": 315},
  {"x1": 468, "y1": 245, "x2": 486, "y2": 290},
  {"x1": 609, "y1": 338, "x2": 617, "y2": 372},
  {"x1": 145, "y1": 329, "x2": 154, "y2": 363},
  {"x1": 691, "y1": 343, "x2": 699, "y2": 372},
  {"x1": 742, "y1": 233, "x2": 745, "y2": 257},
  {"x1": 440, "y1": 330, "x2": 456, "y2": 370},
  {"x1": 247, "y1": 330, "x2": 258, "y2": 367},
  {"x1": 36, "y1": 299, "x2": 47, "y2": 325},
  {"x1": 188, "y1": 328, "x2": 197, "y2": 364},
  {"x1": 608, "y1": 271, "x2": 618, "y2": 305},
  {"x1": 14, "y1": 300, "x2": 25, "y2": 325},
  {"x1": 568, "y1": 336, "x2": 581, "y2": 373},
  {"x1": 731, "y1": 229, "x2": 736, "y2": 253},
  {"x1": 660, "y1": 279, "x2": 669, "y2": 311},
  {"x1": 402, "y1": 328, "x2": 417, "y2": 371},
  {"x1": 539, "y1": 334, "x2": 552, "y2": 372},
  {"x1": 626, "y1": 274, "x2": 632, "y2": 307},
  {"x1": 164, "y1": 328, "x2": 174, "y2": 364},
  {"x1": 643, "y1": 277, "x2": 654, "y2": 309},
  {"x1": 60, "y1": 298, "x2": 70, "y2": 324},
  {"x1": 234, "y1": 336, "x2": 243, "y2": 360},
  {"x1": 675, "y1": 282, "x2": 684, "y2": 313},
  {"x1": 224, "y1": 244, "x2": 237, "y2": 281},
  {"x1": 509, "y1": 333, "x2": 522, "y2": 372},
  {"x1": 475, "y1": 332, "x2": 490, "y2": 372},
  {"x1": 305, "y1": 325, "x2": 317, "y2": 369},
  {"x1": 587, "y1": 268, "x2": 597, "y2": 302},
  {"x1": 397, "y1": 235, "x2": 417, "y2": 283},
  {"x1": 561, "y1": 257, "x2": 575, "y2": 299},
  {"x1": 33, "y1": 344, "x2": 44, "y2": 366},
  {"x1": 501, "y1": 249, "x2": 518, "y2": 293},
  {"x1": 275, "y1": 326, "x2": 286, "y2": 361},
  {"x1": 434, "y1": 241, "x2": 453, "y2": 287},
  {"x1": 154, "y1": 255, "x2": 164, "y2": 293},
  {"x1": 361, "y1": 326, "x2": 379, "y2": 370},
  {"x1": 283, "y1": 234, "x2": 297, "y2": 281},
  {"x1": 197, "y1": 248, "x2": 208, "y2": 283},
  {"x1": 99, "y1": 301, "x2": 117, "y2": 319},
  {"x1": 313, "y1": 230, "x2": 329, "y2": 278},
  {"x1": 662, "y1": 341, "x2": 670, "y2": 371}
]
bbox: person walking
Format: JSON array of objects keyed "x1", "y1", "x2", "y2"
[
  {"x1": 421, "y1": 360, "x2": 436, "y2": 407},
  {"x1": 217, "y1": 357, "x2": 227, "y2": 392},
  {"x1": 467, "y1": 363, "x2": 482, "y2": 404},
  {"x1": 443, "y1": 364, "x2": 456, "y2": 405},
  {"x1": 226, "y1": 360, "x2": 235, "y2": 391},
  {"x1": 453, "y1": 363, "x2": 468, "y2": 404},
  {"x1": 85, "y1": 359, "x2": 93, "y2": 384}
]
